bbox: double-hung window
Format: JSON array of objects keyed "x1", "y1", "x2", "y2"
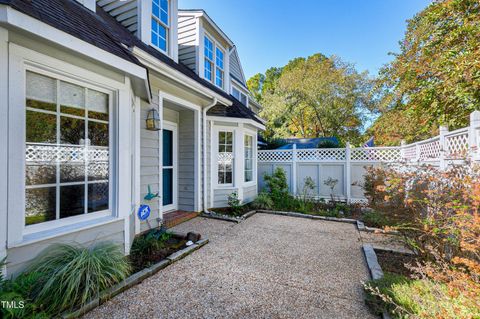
[
  {"x1": 25, "y1": 71, "x2": 111, "y2": 226},
  {"x1": 204, "y1": 36, "x2": 214, "y2": 82},
  {"x1": 204, "y1": 35, "x2": 225, "y2": 89},
  {"x1": 218, "y1": 131, "x2": 233, "y2": 185},
  {"x1": 151, "y1": 0, "x2": 169, "y2": 52},
  {"x1": 215, "y1": 47, "x2": 224, "y2": 88},
  {"x1": 244, "y1": 135, "x2": 253, "y2": 182},
  {"x1": 232, "y1": 87, "x2": 248, "y2": 106}
]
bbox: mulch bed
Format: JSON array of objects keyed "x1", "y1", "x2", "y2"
[
  {"x1": 375, "y1": 249, "x2": 418, "y2": 278},
  {"x1": 130, "y1": 237, "x2": 187, "y2": 273}
]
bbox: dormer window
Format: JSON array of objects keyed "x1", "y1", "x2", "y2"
[
  {"x1": 204, "y1": 35, "x2": 225, "y2": 89},
  {"x1": 215, "y1": 48, "x2": 224, "y2": 88},
  {"x1": 232, "y1": 87, "x2": 248, "y2": 106},
  {"x1": 204, "y1": 36, "x2": 214, "y2": 82},
  {"x1": 151, "y1": 0, "x2": 169, "y2": 52}
]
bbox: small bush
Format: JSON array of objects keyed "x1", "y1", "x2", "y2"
[
  {"x1": 263, "y1": 167, "x2": 296, "y2": 210},
  {"x1": 362, "y1": 210, "x2": 392, "y2": 228},
  {"x1": 227, "y1": 191, "x2": 242, "y2": 215},
  {"x1": 251, "y1": 192, "x2": 274, "y2": 210},
  {"x1": 27, "y1": 242, "x2": 131, "y2": 314},
  {"x1": 130, "y1": 228, "x2": 173, "y2": 270}
]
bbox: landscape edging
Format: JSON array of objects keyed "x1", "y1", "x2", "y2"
[
  {"x1": 63, "y1": 236, "x2": 209, "y2": 319},
  {"x1": 362, "y1": 244, "x2": 392, "y2": 319}
]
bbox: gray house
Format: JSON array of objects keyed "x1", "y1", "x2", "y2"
[{"x1": 0, "y1": 0, "x2": 264, "y2": 275}]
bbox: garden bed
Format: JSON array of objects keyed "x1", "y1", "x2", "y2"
[{"x1": 375, "y1": 249, "x2": 417, "y2": 278}]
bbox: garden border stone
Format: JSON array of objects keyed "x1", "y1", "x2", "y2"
[
  {"x1": 62, "y1": 235, "x2": 209, "y2": 319},
  {"x1": 362, "y1": 244, "x2": 392, "y2": 319}
]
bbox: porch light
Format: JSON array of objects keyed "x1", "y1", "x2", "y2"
[{"x1": 146, "y1": 108, "x2": 161, "y2": 131}]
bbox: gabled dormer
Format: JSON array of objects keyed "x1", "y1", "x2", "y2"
[
  {"x1": 178, "y1": 10, "x2": 234, "y2": 92},
  {"x1": 97, "y1": 0, "x2": 179, "y2": 61}
]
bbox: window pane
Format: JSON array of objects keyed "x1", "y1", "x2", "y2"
[
  {"x1": 241, "y1": 94, "x2": 248, "y2": 106},
  {"x1": 160, "y1": 0, "x2": 169, "y2": 25},
  {"x1": 25, "y1": 187, "x2": 56, "y2": 225},
  {"x1": 226, "y1": 132, "x2": 233, "y2": 144},
  {"x1": 162, "y1": 168, "x2": 173, "y2": 206},
  {"x1": 216, "y1": 48, "x2": 224, "y2": 69},
  {"x1": 158, "y1": 25, "x2": 167, "y2": 51},
  {"x1": 60, "y1": 81, "x2": 85, "y2": 116},
  {"x1": 215, "y1": 68, "x2": 223, "y2": 88},
  {"x1": 88, "y1": 121, "x2": 109, "y2": 147},
  {"x1": 204, "y1": 60, "x2": 212, "y2": 81},
  {"x1": 245, "y1": 170, "x2": 253, "y2": 182},
  {"x1": 60, "y1": 116, "x2": 85, "y2": 145},
  {"x1": 152, "y1": 2, "x2": 160, "y2": 18},
  {"x1": 88, "y1": 89, "x2": 108, "y2": 121},
  {"x1": 60, "y1": 185, "x2": 85, "y2": 218},
  {"x1": 26, "y1": 163, "x2": 56, "y2": 186},
  {"x1": 26, "y1": 99, "x2": 56, "y2": 112},
  {"x1": 26, "y1": 111, "x2": 57, "y2": 143},
  {"x1": 225, "y1": 171, "x2": 232, "y2": 184},
  {"x1": 26, "y1": 72, "x2": 56, "y2": 104},
  {"x1": 88, "y1": 161, "x2": 109, "y2": 181},
  {"x1": 88, "y1": 182, "x2": 109, "y2": 213},
  {"x1": 232, "y1": 87, "x2": 240, "y2": 100},
  {"x1": 60, "y1": 163, "x2": 85, "y2": 183},
  {"x1": 219, "y1": 131, "x2": 225, "y2": 143}
]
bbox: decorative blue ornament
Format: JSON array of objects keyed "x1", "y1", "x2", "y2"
[{"x1": 138, "y1": 205, "x2": 151, "y2": 221}]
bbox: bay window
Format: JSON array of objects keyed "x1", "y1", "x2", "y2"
[
  {"x1": 244, "y1": 135, "x2": 253, "y2": 182},
  {"x1": 151, "y1": 0, "x2": 169, "y2": 52},
  {"x1": 25, "y1": 71, "x2": 111, "y2": 226},
  {"x1": 217, "y1": 131, "x2": 233, "y2": 184}
]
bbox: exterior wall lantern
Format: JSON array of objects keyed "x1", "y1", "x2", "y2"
[{"x1": 146, "y1": 108, "x2": 161, "y2": 131}]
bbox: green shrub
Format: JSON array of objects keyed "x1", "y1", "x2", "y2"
[
  {"x1": 0, "y1": 272, "x2": 49, "y2": 319},
  {"x1": 362, "y1": 210, "x2": 392, "y2": 228},
  {"x1": 263, "y1": 167, "x2": 294, "y2": 210},
  {"x1": 27, "y1": 242, "x2": 131, "y2": 314},
  {"x1": 130, "y1": 228, "x2": 172, "y2": 259},
  {"x1": 227, "y1": 191, "x2": 242, "y2": 215},
  {"x1": 251, "y1": 192, "x2": 274, "y2": 210},
  {"x1": 364, "y1": 272, "x2": 480, "y2": 318}
]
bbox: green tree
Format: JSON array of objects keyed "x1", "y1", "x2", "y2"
[
  {"x1": 370, "y1": 0, "x2": 480, "y2": 145},
  {"x1": 249, "y1": 54, "x2": 374, "y2": 143}
]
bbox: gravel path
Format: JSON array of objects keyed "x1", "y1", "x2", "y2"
[{"x1": 84, "y1": 214, "x2": 377, "y2": 319}]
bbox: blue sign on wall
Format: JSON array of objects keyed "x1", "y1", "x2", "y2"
[{"x1": 138, "y1": 205, "x2": 151, "y2": 221}]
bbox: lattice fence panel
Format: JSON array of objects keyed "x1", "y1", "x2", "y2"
[
  {"x1": 419, "y1": 140, "x2": 441, "y2": 160},
  {"x1": 351, "y1": 148, "x2": 402, "y2": 162},
  {"x1": 403, "y1": 145, "x2": 417, "y2": 160},
  {"x1": 446, "y1": 133, "x2": 468, "y2": 158},
  {"x1": 26, "y1": 144, "x2": 109, "y2": 163},
  {"x1": 258, "y1": 150, "x2": 293, "y2": 162},
  {"x1": 296, "y1": 148, "x2": 345, "y2": 161}
]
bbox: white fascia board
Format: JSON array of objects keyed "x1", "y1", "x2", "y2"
[
  {"x1": 132, "y1": 46, "x2": 232, "y2": 106},
  {"x1": 207, "y1": 115, "x2": 265, "y2": 131},
  {"x1": 0, "y1": 5, "x2": 150, "y2": 100},
  {"x1": 179, "y1": 10, "x2": 234, "y2": 47}
]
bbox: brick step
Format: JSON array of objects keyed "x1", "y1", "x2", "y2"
[{"x1": 163, "y1": 210, "x2": 199, "y2": 228}]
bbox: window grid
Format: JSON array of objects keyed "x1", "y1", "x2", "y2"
[
  {"x1": 244, "y1": 135, "x2": 253, "y2": 182},
  {"x1": 218, "y1": 131, "x2": 233, "y2": 185},
  {"x1": 151, "y1": 0, "x2": 169, "y2": 52},
  {"x1": 25, "y1": 71, "x2": 110, "y2": 226},
  {"x1": 204, "y1": 36, "x2": 214, "y2": 81},
  {"x1": 215, "y1": 47, "x2": 224, "y2": 88}
]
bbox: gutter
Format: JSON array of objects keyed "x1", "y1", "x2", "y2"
[{"x1": 202, "y1": 98, "x2": 217, "y2": 213}]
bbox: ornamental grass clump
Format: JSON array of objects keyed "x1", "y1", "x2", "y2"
[{"x1": 27, "y1": 242, "x2": 131, "y2": 314}]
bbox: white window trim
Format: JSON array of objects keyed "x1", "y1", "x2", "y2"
[
  {"x1": 231, "y1": 85, "x2": 249, "y2": 108},
  {"x1": 7, "y1": 44, "x2": 132, "y2": 247},
  {"x1": 213, "y1": 126, "x2": 235, "y2": 188},
  {"x1": 203, "y1": 31, "x2": 226, "y2": 89},
  {"x1": 243, "y1": 127, "x2": 257, "y2": 187},
  {"x1": 151, "y1": 0, "x2": 170, "y2": 54}
]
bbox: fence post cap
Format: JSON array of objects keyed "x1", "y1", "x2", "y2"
[
  {"x1": 439, "y1": 125, "x2": 448, "y2": 132},
  {"x1": 401, "y1": 140, "x2": 406, "y2": 146},
  {"x1": 470, "y1": 110, "x2": 480, "y2": 122}
]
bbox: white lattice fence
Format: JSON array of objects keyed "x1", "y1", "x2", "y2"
[
  {"x1": 445, "y1": 129, "x2": 469, "y2": 158},
  {"x1": 351, "y1": 147, "x2": 401, "y2": 162}
]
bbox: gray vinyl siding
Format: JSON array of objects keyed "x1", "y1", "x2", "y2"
[
  {"x1": 140, "y1": 96, "x2": 161, "y2": 231},
  {"x1": 178, "y1": 109, "x2": 196, "y2": 211},
  {"x1": 229, "y1": 49, "x2": 245, "y2": 85},
  {"x1": 178, "y1": 15, "x2": 197, "y2": 73},
  {"x1": 6, "y1": 219, "x2": 125, "y2": 276},
  {"x1": 213, "y1": 188, "x2": 238, "y2": 208},
  {"x1": 243, "y1": 184, "x2": 257, "y2": 204},
  {"x1": 97, "y1": 0, "x2": 139, "y2": 34}
]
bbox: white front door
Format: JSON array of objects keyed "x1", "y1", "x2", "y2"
[{"x1": 162, "y1": 121, "x2": 178, "y2": 212}]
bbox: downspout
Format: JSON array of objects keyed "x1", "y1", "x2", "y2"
[{"x1": 203, "y1": 97, "x2": 217, "y2": 213}]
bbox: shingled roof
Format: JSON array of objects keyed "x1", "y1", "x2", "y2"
[{"x1": 1, "y1": 0, "x2": 263, "y2": 125}]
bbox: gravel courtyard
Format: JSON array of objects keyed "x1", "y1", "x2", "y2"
[{"x1": 85, "y1": 213, "x2": 376, "y2": 319}]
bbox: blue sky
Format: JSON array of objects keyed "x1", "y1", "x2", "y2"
[{"x1": 179, "y1": 0, "x2": 431, "y2": 79}]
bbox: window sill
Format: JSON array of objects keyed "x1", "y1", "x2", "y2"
[{"x1": 9, "y1": 216, "x2": 120, "y2": 249}]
